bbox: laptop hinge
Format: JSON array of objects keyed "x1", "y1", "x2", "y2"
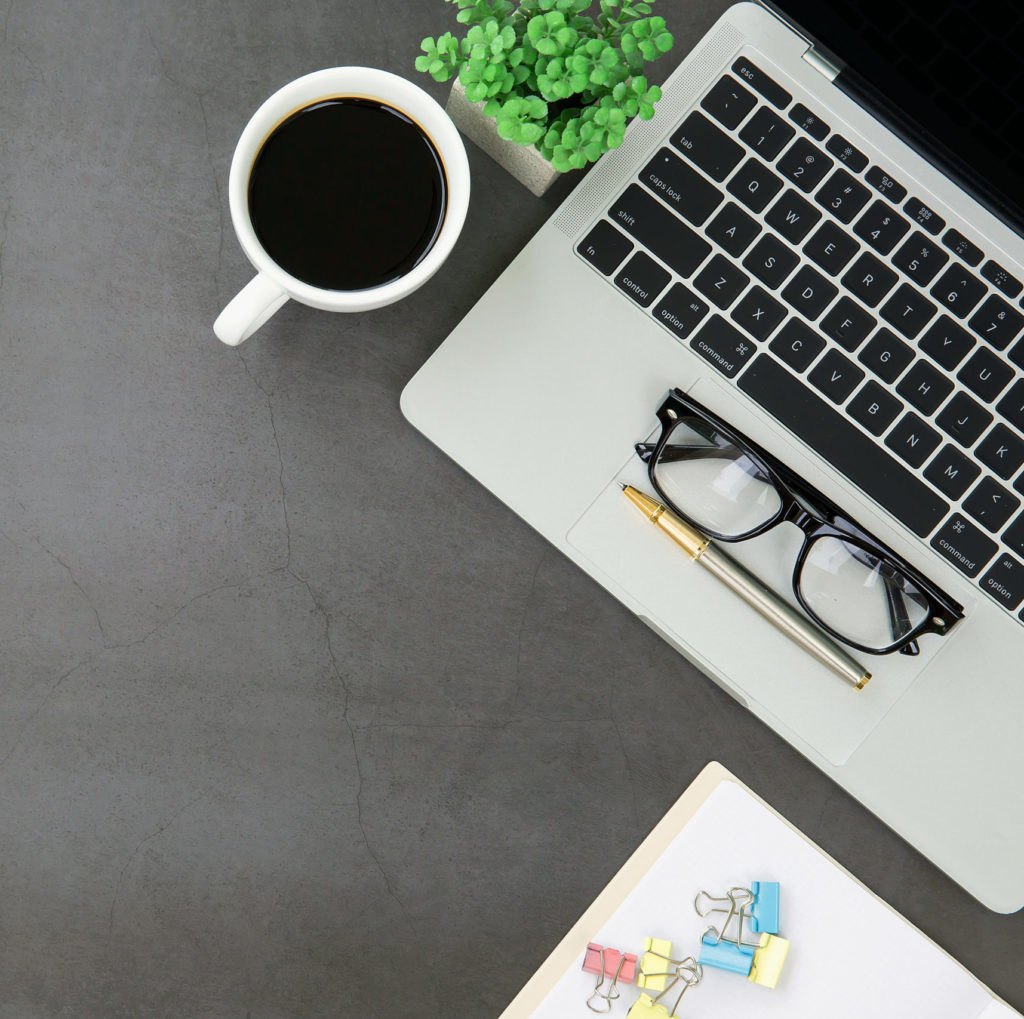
[{"x1": 802, "y1": 46, "x2": 839, "y2": 82}]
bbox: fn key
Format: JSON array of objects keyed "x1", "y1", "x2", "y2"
[{"x1": 577, "y1": 220, "x2": 633, "y2": 275}]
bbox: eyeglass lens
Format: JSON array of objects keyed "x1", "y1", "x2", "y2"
[
  {"x1": 652, "y1": 417, "x2": 929, "y2": 651},
  {"x1": 652, "y1": 418, "x2": 782, "y2": 537},
  {"x1": 799, "y1": 537, "x2": 930, "y2": 651}
]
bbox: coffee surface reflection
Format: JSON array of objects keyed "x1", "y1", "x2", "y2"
[{"x1": 248, "y1": 97, "x2": 447, "y2": 291}]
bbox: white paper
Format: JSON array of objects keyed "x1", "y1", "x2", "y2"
[{"x1": 528, "y1": 782, "x2": 1002, "y2": 1018}]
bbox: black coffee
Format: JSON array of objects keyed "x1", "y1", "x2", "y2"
[{"x1": 248, "y1": 97, "x2": 447, "y2": 291}]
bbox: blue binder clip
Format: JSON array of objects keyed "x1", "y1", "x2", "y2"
[
  {"x1": 750, "y1": 881, "x2": 780, "y2": 934},
  {"x1": 697, "y1": 932, "x2": 755, "y2": 975}
]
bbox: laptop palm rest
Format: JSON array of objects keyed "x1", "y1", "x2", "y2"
[{"x1": 565, "y1": 380, "x2": 946, "y2": 768}]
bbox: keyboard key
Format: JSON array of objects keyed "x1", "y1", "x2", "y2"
[
  {"x1": 777, "y1": 138, "x2": 833, "y2": 192},
  {"x1": 879, "y1": 283, "x2": 936, "y2": 339},
  {"x1": 693, "y1": 253, "x2": 749, "y2": 309},
  {"x1": 936, "y1": 391, "x2": 993, "y2": 447},
  {"x1": 1010, "y1": 336, "x2": 1024, "y2": 372},
  {"x1": 858, "y1": 328, "x2": 914, "y2": 383},
  {"x1": 977, "y1": 423, "x2": 1024, "y2": 479},
  {"x1": 996, "y1": 378, "x2": 1024, "y2": 432},
  {"x1": 930, "y1": 513, "x2": 997, "y2": 577},
  {"x1": 577, "y1": 220, "x2": 633, "y2": 275},
  {"x1": 968, "y1": 293, "x2": 1024, "y2": 350},
  {"x1": 701, "y1": 75, "x2": 757, "y2": 129},
  {"x1": 885, "y1": 412, "x2": 941, "y2": 468},
  {"x1": 854, "y1": 200, "x2": 910, "y2": 254},
  {"x1": 896, "y1": 360, "x2": 954, "y2": 415},
  {"x1": 942, "y1": 228, "x2": 984, "y2": 267},
  {"x1": 842, "y1": 252, "x2": 898, "y2": 307},
  {"x1": 610, "y1": 184, "x2": 712, "y2": 277},
  {"x1": 738, "y1": 356, "x2": 948, "y2": 537},
  {"x1": 963, "y1": 476, "x2": 1020, "y2": 531},
  {"x1": 705, "y1": 201, "x2": 761, "y2": 256},
  {"x1": 639, "y1": 148, "x2": 723, "y2": 226},
  {"x1": 739, "y1": 106, "x2": 795, "y2": 161},
  {"x1": 769, "y1": 318, "x2": 825, "y2": 372},
  {"x1": 848, "y1": 380, "x2": 903, "y2": 435},
  {"x1": 1002, "y1": 512, "x2": 1024, "y2": 557},
  {"x1": 892, "y1": 231, "x2": 949, "y2": 286},
  {"x1": 821, "y1": 296, "x2": 875, "y2": 351},
  {"x1": 727, "y1": 157, "x2": 783, "y2": 213},
  {"x1": 803, "y1": 221, "x2": 859, "y2": 275},
  {"x1": 865, "y1": 166, "x2": 907, "y2": 204},
  {"x1": 981, "y1": 259, "x2": 1023, "y2": 299},
  {"x1": 690, "y1": 314, "x2": 757, "y2": 377},
  {"x1": 765, "y1": 189, "x2": 820, "y2": 243},
  {"x1": 652, "y1": 283, "x2": 710, "y2": 340},
  {"x1": 808, "y1": 349, "x2": 865, "y2": 403},
  {"x1": 781, "y1": 264, "x2": 837, "y2": 320},
  {"x1": 956, "y1": 347, "x2": 1014, "y2": 402},
  {"x1": 731, "y1": 57, "x2": 791, "y2": 109},
  {"x1": 671, "y1": 111, "x2": 744, "y2": 182},
  {"x1": 825, "y1": 135, "x2": 868, "y2": 173},
  {"x1": 615, "y1": 251, "x2": 670, "y2": 307},
  {"x1": 904, "y1": 197, "x2": 945, "y2": 235},
  {"x1": 924, "y1": 444, "x2": 981, "y2": 499},
  {"x1": 730, "y1": 285, "x2": 786, "y2": 340},
  {"x1": 788, "y1": 102, "x2": 829, "y2": 140},
  {"x1": 742, "y1": 234, "x2": 800, "y2": 288},
  {"x1": 929, "y1": 264, "x2": 986, "y2": 318},
  {"x1": 919, "y1": 315, "x2": 975, "y2": 370},
  {"x1": 980, "y1": 553, "x2": 1024, "y2": 610},
  {"x1": 814, "y1": 169, "x2": 870, "y2": 224}
]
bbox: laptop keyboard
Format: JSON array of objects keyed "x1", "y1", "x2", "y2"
[{"x1": 576, "y1": 54, "x2": 1024, "y2": 622}]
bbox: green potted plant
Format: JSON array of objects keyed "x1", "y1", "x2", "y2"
[{"x1": 416, "y1": 0, "x2": 674, "y2": 195}]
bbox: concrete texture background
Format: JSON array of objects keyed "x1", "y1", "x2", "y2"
[{"x1": 0, "y1": 0, "x2": 1021, "y2": 1015}]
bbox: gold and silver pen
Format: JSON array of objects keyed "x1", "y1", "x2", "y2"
[{"x1": 622, "y1": 485, "x2": 871, "y2": 690}]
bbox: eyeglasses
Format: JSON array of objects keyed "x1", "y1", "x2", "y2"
[{"x1": 635, "y1": 389, "x2": 964, "y2": 656}]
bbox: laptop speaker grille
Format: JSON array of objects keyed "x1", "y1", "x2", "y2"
[{"x1": 553, "y1": 21, "x2": 744, "y2": 240}]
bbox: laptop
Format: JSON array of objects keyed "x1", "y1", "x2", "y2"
[{"x1": 401, "y1": 0, "x2": 1024, "y2": 912}]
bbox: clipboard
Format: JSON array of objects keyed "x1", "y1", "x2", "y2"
[{"x1": 499, "y1": 762, "x2": 1019, "y2": 1019}]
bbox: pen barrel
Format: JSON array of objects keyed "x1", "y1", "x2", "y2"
[{"x1": 697, "y1": 544, "x2": 870, "y2": 690}]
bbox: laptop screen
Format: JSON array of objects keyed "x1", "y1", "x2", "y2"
[{"x1": 771, "y1": 0, "x2": 1024, "y2": 235}]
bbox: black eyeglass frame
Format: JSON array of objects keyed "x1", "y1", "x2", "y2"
[{"x1": 636, "y1": 388, "x2": 964, "y2": 656}]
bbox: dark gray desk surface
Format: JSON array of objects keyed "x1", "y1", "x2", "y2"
[{"x1": 1, "y1": 1, "x2": 1021, "y2": 1014}]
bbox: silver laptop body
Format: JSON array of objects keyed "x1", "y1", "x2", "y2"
[{"x1": 402, "y1": 1, "x2": 1024, "y2": 911}]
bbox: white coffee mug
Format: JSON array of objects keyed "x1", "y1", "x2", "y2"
[{"x1": 214, "y1": 67, "x2": 470, "y2": 346}]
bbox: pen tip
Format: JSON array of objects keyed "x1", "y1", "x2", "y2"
[{"x1": 619, "y1": 483, "x2": 628, "y2": 491}]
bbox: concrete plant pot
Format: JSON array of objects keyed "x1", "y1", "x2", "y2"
[{"x1": 445, "y1": 78, "x2": 561, "y2": 197}]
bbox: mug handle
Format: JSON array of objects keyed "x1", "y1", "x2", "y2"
[{"x1": 214, "y1": 272, "x2": 289, "y2": 346}]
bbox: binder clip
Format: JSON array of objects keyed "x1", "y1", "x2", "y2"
[
  {"x1": 747, "y1": 931, "x2": 790, "y2": 990},
  {"x1": 695, "y1": 885, "x2": 790, "y2": 988},
  {"x1": 749, "y1": 881, "x2": 780, "y2": 934},
  {"x1": 637, "y1": 937, "x2": 674, "y2": 991},
  {"x1": 627, "y1": 955, "x2": 702, "y2": 1018},
  {"x1": 582, "y1": 942, "x2": 638, "y2": 1013}
]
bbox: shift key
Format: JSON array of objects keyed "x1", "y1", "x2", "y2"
[{"x1": 610, "y1": 184, "x2": 712, "y2": 277}]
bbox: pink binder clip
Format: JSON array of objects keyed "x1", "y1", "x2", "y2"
[{"x1": 582, "y1": 942, "x2": 638, "y2": 1012}]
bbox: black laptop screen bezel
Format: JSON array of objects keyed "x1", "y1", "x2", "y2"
[{"x1": 762, "y1": 0, "x2": 1024, "y2": 240}]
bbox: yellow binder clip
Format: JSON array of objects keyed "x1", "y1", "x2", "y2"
[
  {"x1": 637, "y1": 938, "x2": 674, "y2": 991},
  {"x1": 747, "y1": 932, "x2": 791, "y2": 989},
  {"x1": 627, "y1": 994, "x2": 671, "y2": 1018},
  {"x1": 628, "y1": 955, "x2": 702, "y2": 1018}
]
